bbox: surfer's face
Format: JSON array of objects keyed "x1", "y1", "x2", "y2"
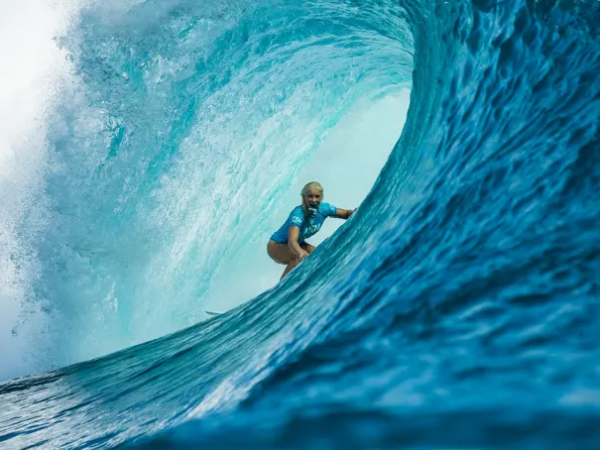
[{"x1": 304, "y1": 189, "x2": 322, "y2": 208}]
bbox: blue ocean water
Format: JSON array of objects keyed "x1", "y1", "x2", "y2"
[{"x1": 2, "y1": 0, "x2": 600, "y2": 448}]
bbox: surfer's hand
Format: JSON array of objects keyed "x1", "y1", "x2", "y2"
[{"x1": 299, "y1": 250, "x2": 309, "y2": 259}]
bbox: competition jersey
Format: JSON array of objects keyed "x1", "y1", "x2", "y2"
[{"x1": 270, "y1": 202, "x2": 338, "y2": 244}]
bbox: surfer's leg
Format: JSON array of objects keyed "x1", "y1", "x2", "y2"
[
  {"x1": 301, "y1": 242, "x2": 316, "y2": 254},
  {"x1": 267, "y1": 241, "x2": 296, "y2": 264},
  {"x1": 280, "y1": 258, "x2": 302, "y2": 279},
  {"x1": 268, "y1": 241, "x2": 311, "y2": 280},
  {"x1": 280, "y1": 243, "x2": 315, "y2": 279}
]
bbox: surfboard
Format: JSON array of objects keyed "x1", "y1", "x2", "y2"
[{"x1": 205, "y1": 310, "x2": 222, "y2": 317}]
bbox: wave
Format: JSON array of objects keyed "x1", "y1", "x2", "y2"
[
  {"x1": 1, "y1": 0, "x2": 411, "y2": 376},
  {"x1": 1, "y1": 0, "x2": 600, "y2": 449}
]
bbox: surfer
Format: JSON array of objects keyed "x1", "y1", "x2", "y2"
[{"x1": 267, "y1": 181, "x2": 355, "y2": 279}]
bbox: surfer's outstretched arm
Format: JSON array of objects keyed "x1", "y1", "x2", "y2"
[{"x1": 335, "y1": 208, "x2": 355, "y2": 220}]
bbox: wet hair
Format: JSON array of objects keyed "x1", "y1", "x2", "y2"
[
  {"x1": 301, "y1": 181, "x2": 324, "y2": 199},
  {"x1": 300, "y1": 181, "x2": 324, "y2": 223}
]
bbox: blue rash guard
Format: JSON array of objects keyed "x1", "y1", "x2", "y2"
[{"x1": 270, "y1": 202, "x2": 338, "y2": 244}]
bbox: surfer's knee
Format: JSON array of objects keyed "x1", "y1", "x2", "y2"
[
  {"x1": 303, "y1": 244, "x2": 315, "y2": 254},
  {"x1": 285, "y1": 257, "x2": 301, "y2": 268}
]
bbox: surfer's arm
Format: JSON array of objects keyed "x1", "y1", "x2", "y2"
[
  {"x1": 322, "y1": 202, "x2": 353, "y2": 220},
  {"x1": 288, "y1": 226, "x2": 307, "y2": 258},
  {"x1": 335, "y1": 208, "x2": 355, "y2": 220}
]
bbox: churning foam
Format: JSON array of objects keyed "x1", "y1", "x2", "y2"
[{"x1": 0, "y1": 0, "x2": 78, "y2": 381}]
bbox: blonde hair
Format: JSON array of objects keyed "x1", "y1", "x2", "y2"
[
  {"x1": 300, "y1": 182, "x2": 323, "y2": 222},
  {"x1": 301, "y1": 181, "x2": 324, "y2": 198}
]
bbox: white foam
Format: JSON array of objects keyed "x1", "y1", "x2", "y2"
[{"x1": 0, "y1": 0, "x2": 78, "y2": 381}]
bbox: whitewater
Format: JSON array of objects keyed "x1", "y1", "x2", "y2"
[{"x1": 1, "y1": 0, "x2": 600, "y2": 449}]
